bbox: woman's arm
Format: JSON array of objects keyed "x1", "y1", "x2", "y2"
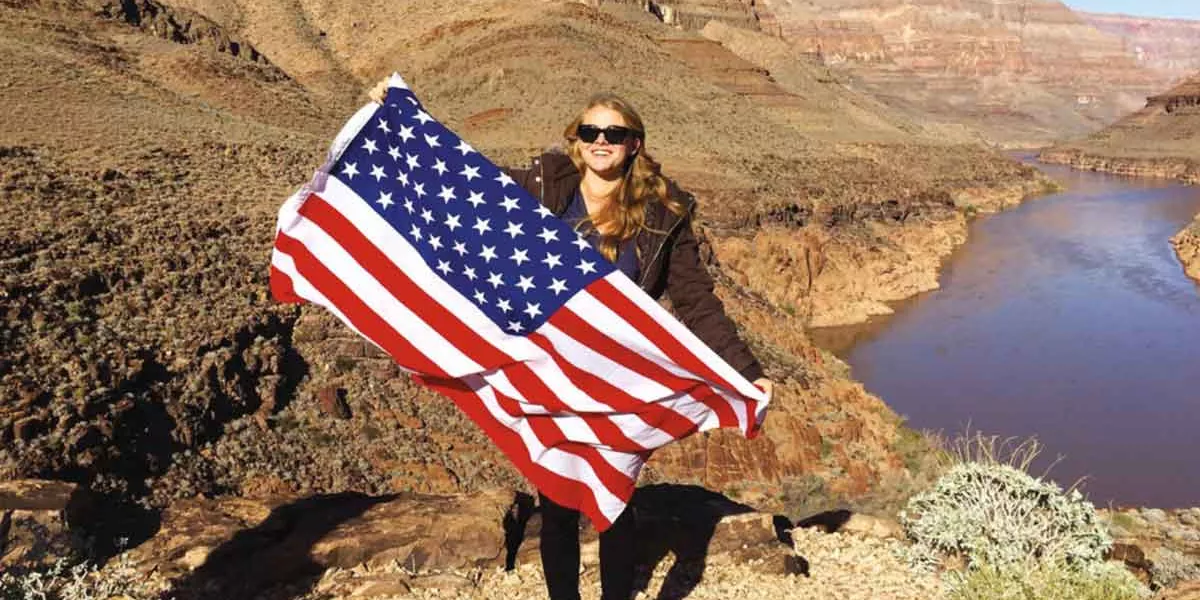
[{"x1": 664, "y1": 206, "x2": 767, "y2": 386}]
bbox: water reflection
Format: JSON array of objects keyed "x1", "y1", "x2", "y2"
[{"x1": 810, "y1": 161, "x2": 1200, "y2": 508}]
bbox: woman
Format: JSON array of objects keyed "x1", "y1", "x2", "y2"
[{"x1": 371, "y1": 83, "x2": 772, "y2": 599}]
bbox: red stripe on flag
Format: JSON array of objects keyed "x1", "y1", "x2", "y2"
[
  {"x1": 489, "y1": 386, "x2": 638, "y2": 501},
  {"x1": 274, "y1": 233, "x2": 449, "y2": 378},
  {"x1": 269, "y1": 261, "x2": 304, "y2": 303},
  {"x1": 526, "y1": 333, "x2": 700, "y2": 441},
  {"x1": 501, "y1": 363, "x2": 647, "y2": 453},
  {"x1": 299, "y1": 194, "x2": 515, "y2": 369},
  {"x1": 744, "y1": 397, "x2": 761, "y2": 438},
  {"x1": 548, "y1": 306, "x2": 740, "y2": 429},
  {"x1": 420, "y1": 375, "x2": 621, "y2": 531},
  {"x1": 588, "y1": 278, "x2": 739, "y2": 393}
]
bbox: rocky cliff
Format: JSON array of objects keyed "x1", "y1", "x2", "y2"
[
  {"x1": 0, "y1": 0, "x2": 1049, "y2": 573},
  {"x1": 756, "y1": 0, "x2": 1172, "y2": 145},
  {"x1": 1080, "y1": 12, "x2": 1200, "y2": 81}
]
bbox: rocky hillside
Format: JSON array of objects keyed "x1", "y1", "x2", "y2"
[
  {"x1": 0, "y1": 0, "x2": 1052, "y2": 570},
  {"x1": 754, "y1": 0, "x2": 1173, "y2": 145},
  {"x1": 1042, "y1": 74, "x2": 1200, "y2": 180},
  {"x1": 1041, "y1": 73, "x2": 1200, "y2": 282},
  {"x1": 1081, "y1": 12, "x2": 1200, "y2": 80}
]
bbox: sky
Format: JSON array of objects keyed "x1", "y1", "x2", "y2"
[{"x1": 1063, "y1": 0, "x2": 1200, "y2": 19}]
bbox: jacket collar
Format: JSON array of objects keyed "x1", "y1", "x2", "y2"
[{"x1": 537, "y1": 152, "x2": 693, "y2": 230}]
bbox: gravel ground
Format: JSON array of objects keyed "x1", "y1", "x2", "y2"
[{"x1": 305, "y1": 527, "x2": 944, "y2": 600}]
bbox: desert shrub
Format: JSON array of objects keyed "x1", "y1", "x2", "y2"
[
  {"x1": 1149, "y1": 547, "x2": 1200, "y2": 590},
  {"x1": 947, "y1": 560, "x2": 1147, "y2": 600},
  {"x1": 0, "y1": 554, "x2": 169, "y2": 600},
  {"x1": 899, "y1": 461, "x2": 1111, "y2": 571}
]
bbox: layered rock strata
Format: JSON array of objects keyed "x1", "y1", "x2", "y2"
[
  {"x1": 1081, "y1": 12, "x2": 1200, "y2": 80},
  {"x1": 757, "y1": 0, "x2": 1172, "y2": 144}
]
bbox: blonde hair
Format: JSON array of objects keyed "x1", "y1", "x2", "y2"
[{"x1": 562, "y1": 93, "x2": 684, "y2": 262}]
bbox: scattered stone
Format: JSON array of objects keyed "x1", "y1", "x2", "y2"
[
  {"x1": 1110, "y1": 542, "x2": 1153, "y2": 584},
  {"x1": 1145, "y1": 508, "x2": 1171, "y2": 524},
  {"x1": 406, "y1": 572, "x2": 475, "y2": 591},
  {"x1": 837, "y1": 513, "x2": 905, "y2": 540},
  {"x1": 1157, "y1": 580, "x2": 1200, "y2": 600},
  {"x1": 1181, "y1": 510, "x2": 1200, "y2": 528},
  {"x1": 127, "y1": 489, "x2": 514, "y2": 597}
]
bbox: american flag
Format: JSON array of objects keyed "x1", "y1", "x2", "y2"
[{"x1": 270, "y1": 73, "x2": 769, "y2": 530}]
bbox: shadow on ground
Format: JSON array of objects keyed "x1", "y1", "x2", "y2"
[
  {"x1": 166, "y1": 492, "x2": 396, "y2": 599},
  {"x1": 506, "y1": 483, "x2": 805, "y2": 600},
  {"x1": 160, "y1": 484, "x2": 804, "y2": 600},
  {"x1": 629, "y1": 484, "x2": 804, "y2": 599}
]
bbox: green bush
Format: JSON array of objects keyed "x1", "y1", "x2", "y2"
[
  {"x1": 899, "y1": 461, "x2": 1111, "y2": 571},
  {"x1": 948, "y1": 560, "x2": 1147, "y2": 600}
]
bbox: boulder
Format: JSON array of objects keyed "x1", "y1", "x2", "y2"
[
  {"x1": 0, "y1": 479, "x2": 91, "y2": 568},
  {"x1": 128, "y1": 489, "x2": 515, "y2": 597}
]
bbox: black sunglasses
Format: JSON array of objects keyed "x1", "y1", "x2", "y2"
[{"x1": 576, "y1": 124, "x2": 640, "y2": 144}]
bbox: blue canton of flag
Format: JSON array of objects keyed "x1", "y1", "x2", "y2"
[{"x1": 334, "y1": 81, "x2": 615, "y2": 334}]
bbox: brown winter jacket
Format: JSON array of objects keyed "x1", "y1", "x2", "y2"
[{"x1": 507, "y1": 152, "x2": 764, "y2": 382}]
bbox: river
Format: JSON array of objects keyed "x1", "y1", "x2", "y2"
[{"x1": 810, "y1": 158, "x2": 1200, "y2": 508}]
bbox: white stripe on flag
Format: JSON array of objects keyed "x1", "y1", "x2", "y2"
[
  {"x1": 270, "y1": 250, "x2": 356, "y2": 332},
  {"x1": 484, "y1": 371, "x2": 605, "y2": 447},
  {"x1": 285, "y1": 212, "x2": 485, "y2": 377},
  {"x1": 564, "y1": 286, "x2": 747, "y2": 432},
  {"x1": 470, "y1": 377, "x2": 630, "y2": 523},
  {"x1": 538, "y1": 321, "x2": 704, "y2": 445},
  {"x1": 565, "y1": 286, "x2": 730, "y2": 387},
  {"x1": 608, "y1": 273, "x2": 766, "y2": 401},
  {"x1": 319, "y1": 178, "x2": 544, "y2": 363}
]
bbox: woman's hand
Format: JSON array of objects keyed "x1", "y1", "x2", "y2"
[
  {"x1": 368, "y1": 77, "x2": 390, "y2": 104},
  {"x1": 753, "y1": 377, "x2": 774, "y2": 401}
]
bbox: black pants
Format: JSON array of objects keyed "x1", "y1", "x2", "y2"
[{"x1": 539, "y1": 493, "x2": 637, "y2": 600}]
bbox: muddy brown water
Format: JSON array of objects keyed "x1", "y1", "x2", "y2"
[{"x1": 810, "y1": 158, "x2": 1200, "y2": 509}]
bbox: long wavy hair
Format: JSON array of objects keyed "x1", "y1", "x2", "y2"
[{"x1": 562, "y1": 93, "x2": 685, "y2": 262}]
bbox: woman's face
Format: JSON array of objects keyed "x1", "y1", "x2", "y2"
[{"x1": 576, "y1": 106, "x2": 640, "y2": 180}]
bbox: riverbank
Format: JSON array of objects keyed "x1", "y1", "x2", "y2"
[
  {"x1": 1173, "y1": 218, "x2": 1200, "y2": 283},
  {"x1": 1037, "y1": 150, "x2": 1200, "y2": 285},
  {"x1": 713, "y1": 168, "x2": 1053, "y2": 328},
  {"x1": 1039, "y1": 149, "x2": 1200, "y2": 185},
  {"x1": 1040, "y1": 72, "x2": 1200, "y2": 284}
]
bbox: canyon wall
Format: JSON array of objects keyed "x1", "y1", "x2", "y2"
[
  {"x1": 1080, "y1": 12, "x2": 1200, "y2": 81},
  {"x1": 756, "y1": 0, "x2": 1173, "y2": 145}
]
